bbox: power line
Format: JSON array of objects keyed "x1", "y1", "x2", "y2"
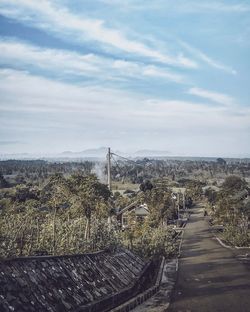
[
  {"x1": 110, "y1": 154, "x2": 123, "y2": 173},
  {"x1": 111, "y1": 152, "x2": 154, "y2": 168},
  {"x1": 111, "y1": 152, "x2": 139, "y2": 165},
  {"x1": 108, "y1": 149, "x2": 155, "y2": 188}
]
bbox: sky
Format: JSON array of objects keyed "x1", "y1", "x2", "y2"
[{"x1": 0, "y1": 0, "x2": 250, "y2": 157}]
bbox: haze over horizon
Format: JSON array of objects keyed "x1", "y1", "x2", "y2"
[
  {"x1": 0, "y1": 147, "x2": 249, "y2": 159},
  {"x1": 0, "y1": 0, "x2": 249, "y2": 157}
]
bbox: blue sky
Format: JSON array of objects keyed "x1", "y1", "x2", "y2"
[{"x1": 0, "y1": 0, "x2": 249, "y2": 157}]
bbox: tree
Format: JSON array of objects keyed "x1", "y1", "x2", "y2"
[
  {"x1": 140, "y1": 180, "x2": 153, "y2": 192},
  {"x1": 43, "y1": 173, "x2": 70, "y2": 254},
  {"x1": 216, "y1": 158, "x2": 226, "y2": 165},
  {"x1": 221, "y1": 175, "x2": 247, "y2": 194},
  {"x1": 12, "y1": 185, "x2": 39, "y2": 203},
  {"x1": 0, "y1": 173, "x2": 9, "y2": 188},
  {"x1": 204, "y1": 188, "x2": 217, "y2": 205},
  {"x1": 186, "y1": 180, "x2": 203, "y2": 201},
  {"x1": 69, "y1": 174, "x2": 111, "y2": 240}
]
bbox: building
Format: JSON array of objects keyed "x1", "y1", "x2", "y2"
[{"x1": 116, "y1": 202, "x2": 150, "y2": 228}]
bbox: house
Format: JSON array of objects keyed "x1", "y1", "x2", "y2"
[
  {"x1": 116, "y1": 202, "x2": 150, "y2": 228},
  {"x1": 232, "y1": 189, "x2": 249, "y2": 202},
  {"x1": 202, "y1": 185, "x2": 220, "y2": 193}
]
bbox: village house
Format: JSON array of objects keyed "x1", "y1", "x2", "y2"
[{"x1": 116, "y1": 203, "x2": 150, "y2": 229}]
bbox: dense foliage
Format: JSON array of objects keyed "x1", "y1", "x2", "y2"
[
  {"x1": 0, "y1": 168, "x2": 181, "y2": 259},
  {"x1": 1, "y1": 158, "x2": 249, "y2": 258},
  {"x1": 0, "y1": 173, "x2": 113, "y2": 258},
  {"x1": 205, "y1": 175, "x2": 250, "y2": 246}
]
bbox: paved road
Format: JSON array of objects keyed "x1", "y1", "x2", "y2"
[{"x1": 168, "y1": 204, "x2": 250, "y2": 312}]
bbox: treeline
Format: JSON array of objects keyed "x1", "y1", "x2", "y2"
[
  {"x1": 110, "y1": 157, "x2": 250, "y2": 184},
  {"x1": 1, "y1": 158, "x2": 250, "y2": 188},
  {"x1": 0, "y1": 160, "x2": 95, "y2": 185}
]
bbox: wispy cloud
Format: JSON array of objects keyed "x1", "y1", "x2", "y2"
[
  {"x1": 1, "y1": 69, "x2": 249, "y2": 155},
  {"x1": 188, "y1": 87, "x2": 235, "y2": 106},
  {"x1": 0, "y1": 39, "x2": 186, "y2": 84},
  {"x1": 112, "y1": 60, "x2": 185, "y2": 83},
  {"x1": 180, "y1": 41, "x2": 237, "y2": 75},
  {"x1": 0, "y1": 1, "x2": 249, "y2": 156},
  {"x1": 142, "y1": 65, "x2": 184, "y2": 83},
  {"x1": 0, "y1": 0, "x2": 197, "y2": 68},
  {"x1": 100, "y1": 0, "x2": 250, "y2": 13},
  {"x1": 1, "y1": 1, "x2": 239, "y2": 75},
  {"x1": 182, "y1": 2, "x2": 250, "y2": 13},
  {"x1": 0, "y1": 39, "x2": 99, "y2": 75},
  {"x1": 0, "y1": 68, "x2": 248, "y2": 129}
]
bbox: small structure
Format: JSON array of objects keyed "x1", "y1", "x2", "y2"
[
  {"x1": 116, "y1": 203, "x2": 150, "y2": 228},
  {"x1": 202, "y1": 185, "x2": 220, "y2": 193},
  {"x1": 232, "y1": 189, "x2": 249, "y2": 202}
]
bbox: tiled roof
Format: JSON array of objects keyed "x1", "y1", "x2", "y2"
[{"x1": 0, "y1": 248, "x2": 147, "y2": 312}]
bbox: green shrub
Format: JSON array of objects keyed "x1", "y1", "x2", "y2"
[
  {"x1": 126, "y1": 225, "x2": 177, "y2": 258},
  {"x1": 222, "y1": 225, "x2": 250, "y2": 247}
]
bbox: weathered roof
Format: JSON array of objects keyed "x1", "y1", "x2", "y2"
[
  {"x1": 171, "y1": 187, "x2": 186, "y2": 193},
  {"x1": 134, "y1": 205, "x2": 150, "y2": 216},
  {"x1": 0, "y1": 248, "x2": 147, "y2": 312},
  {"x1": 119, "y1": 203, "x2": 149, "y2": 217},
  {"x1": 116, "y1": 200, "x2": 139, "y2": 216},
  {"x1": 202, "y1": 185, "x2": 220, "y2": 192}
]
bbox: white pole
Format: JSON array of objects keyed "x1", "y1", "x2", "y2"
[
  {"x1": 107, "y1": 148, "x2": 112, "y2": 228},
  {"x1": 107, "y1": 147, "x2": 111, "y2": 191},
  {"x1": 183, "y1": 191, "x2": 185, "y2": 210}
]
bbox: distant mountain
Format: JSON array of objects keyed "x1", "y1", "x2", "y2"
[
  {"x1": 134, "y1": 149, "x2": 170, "y2": 157},
  {"x1": 0, "y1": 148, "x2": 170, "y2": 160},
  {"x1": 0, "y1": 153, "x2": 36, "y2": 160},
  {"x1": 60, "y1": 147, "x2": 109, "y2": 157},
  {"x1": 0, "y1": 148, "x2": 109, "y2": 160},
  {"x1": 61, "y1": 151, "x2": 74, "y2": 155},
  {"x1": 0, "y1": 148, "x2": 249, "y2": 162}
]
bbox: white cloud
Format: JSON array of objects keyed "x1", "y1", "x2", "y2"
[
  {"x1": 112, "y1": 60, "x2": 185, "y2": 83},
  {"x1": 0, "y1": 40, "x2": 99, "y2": 75},
  {"x1": 100, "y1": 0, "x2": 250, "y2": 13},
  {"x1": 0, "y1": 69, "x2": 248, "y2": 129},
  {"x1": 0, "y1": 69, "x2": 249, "y2": 155},
  {"x1": 142, "y1": 65, "x2": 184, "y2": 83},
  {"x1": 112, "y1": 60, "x2": 140, "y2": 73},
  {"x1": 184, "y1": 2, "x2": 250, "y2": 13},
  {"x1": 0, "y1": 0, "x2": 197, "y2": 68},
  {"x1": 0, "y1": 69, "x2": 140, "y2": 115},
  {"x1": 1, "y1": 1, "x2": 240, "y2": 75},
  {"x1": 0, "y1": 39, "x2": 186, "y2": 84},
  {"x1": 188, "y1": 87, "x2": 235, "y2": 106},
  {"x1": 180, "y1": 41, "x2": 237, "y2": 75}
]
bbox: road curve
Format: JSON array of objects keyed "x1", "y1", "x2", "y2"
[{"x1": 168, "y1": 203, "x2": 250, "y2": 312}]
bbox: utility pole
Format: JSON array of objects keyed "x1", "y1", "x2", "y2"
[
  {"x1": 107, "y1": 148, "x2": 112, "y2": 229},
  {"x1": 177, "y1": 192, "x2": 180, "y2": 220},
  {"x1": 107, "y1": 147, "x2": 111, "y2": 191},
  {"x1": 183, "y1": 190, "x2": 185, "y2": 210}
]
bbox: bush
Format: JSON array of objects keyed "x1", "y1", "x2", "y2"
[
  {"x1": 222, "y1": 225, "x2": 250, "y2": 247},
  {"x1": 88, "y1": 219, "x2": 122, "y2": 251},
  {"x1": 125, "y1": 225, "x2": 177, "y2": 258}
]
